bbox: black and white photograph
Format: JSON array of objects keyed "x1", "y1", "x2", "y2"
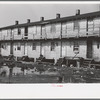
[{"x1": 0, "y1": 2, "x2": 100, "y2": 84}]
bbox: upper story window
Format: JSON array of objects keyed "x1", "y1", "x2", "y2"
[
  {"x1": 51, "y1": 42, "x2": 55, "y2": 51},
  {"x1": 18, "y1": 28, "x2": 21, "y2": 35},
  {"x1": 74, "y1": 20, "x2": 79, "y2": 30},
  {"x1": 32, "y1": 43, "x2": 36, "y2": 50},
  {"x1": 51, "y1": 24, "x2": 56, "y2": 33}
]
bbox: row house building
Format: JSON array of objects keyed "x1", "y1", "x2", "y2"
[{"x1": 0, "y1": 10, "x2": 100, "y2": 63}]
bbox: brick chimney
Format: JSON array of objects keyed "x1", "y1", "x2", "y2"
[
  {"x1": 76, "y1": 9, "x2": 80, "y2": 15},
  {"x1": 27, "y1": 19, "x2": 30, "y2": 23},
  {"x1": 15, "y1": 21, "x2": 19, "y2": 25},
  {"x1": 40, "y1": 17, "x2": 44, "y2": 21},
  {"x1": 56, "y1": 13, "x2": 60, "y2": 19}
]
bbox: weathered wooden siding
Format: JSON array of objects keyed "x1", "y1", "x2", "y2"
[
  {"x1": 55, "y1": 23, "x2": 61, "y2": 38},
  {"x1": 46, "y1": 24, "x2": 51, "y2": 38},
  {"x1": 28, "y1": 26, "x2": 41, "y2": 39},
  {"x1": 1, "y1": 30, "x2": 8, "y2": 40},
  {"x1": 13, "y1": 42, "x2": 24, "y2": 57},
  {"x1": 66, "y1": 21, "x2": 74, "y2": 37},
  {"x1": 13, "y1": 28, "x2": 24, "y2": 40},
  {"x1": 27, "y1": 42, "x2": 40, "y2": 60},
  {"x1": 88, "y1": 19, "x2": 94, "y2": 35},
  {"x1": 62, "y1": 40, "x2": 87, "y2": 58},
  {"x1": 46, "y1": 23, "x2": 61, "y2": 39},
  {"x1": 28, "y1": 26, "x2": 34, "y2": 39},
  {"x1": 79, "y1": 19, "x2": 87, "y2": 36},
  {"x1": 41, "y1": 41, "x2": 61, "y2": 62},
  {"x1": 1, "y1": 42, "x2": 10, "y2": 56},
  {"x1": 35, "y1": 26, "x2": 41, "y2": 39},
  {"x1": 92, "y1": 40, "x2": 100, "y2": 61},
  {"x1": 46, "y1": 24, "x2": 53, "y2": 39},
  {"x1": 62, "y1": 22, "x2": 67, "y2": 38},
  {"x1": 93, "y1": 17, "x2": 100, "y2": 35}
]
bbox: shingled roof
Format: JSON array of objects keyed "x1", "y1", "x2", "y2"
[{"x1": 0, "y1": 11, "x2": 100, "y2": 30}]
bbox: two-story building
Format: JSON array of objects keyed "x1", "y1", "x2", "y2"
[{"x1": 0, "y1": 10, "x2": 100, "y2": 62}]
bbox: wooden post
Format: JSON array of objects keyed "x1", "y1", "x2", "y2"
[
  {"x1": 77, "y1": 61, "x2": 80, "y2": 68},
  {"x1": 60, "y1": 22, "x2": 62, "y2": 57}
]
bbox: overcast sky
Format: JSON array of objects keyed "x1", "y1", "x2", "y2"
[{"x1": 0, "y1": 4, "x2": 99, "y2": 27}]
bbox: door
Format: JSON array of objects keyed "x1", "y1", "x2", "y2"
[
  {"x1": 10, "y1": 42, "x2": 13, "y2": 55},
  {"x1": 24, "y1": 27, "x2": 28, "y2": 39},
  {"x1": 0, "y1": 43, "x2": 1, "y2": 55},
  {"x1": 87, "y1": 39, "x2": 92, "y2": 58},
  {"x1": 24, "y1": 42, "x2": 28, "y2": 56},
  {"x1": 41, "y1": 44, "x2": 45, "y2": 56}
]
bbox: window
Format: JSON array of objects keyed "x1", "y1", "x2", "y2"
[
  {"x1": 17, "y1": 43, "x2": 21, "y2": 50},
  {"x1": 73, "y1": 41, "x2": 79, "y2": 51},
  {"x1": 51, "y1": 24, "x2": 56, "y2": 33},
  {"x1": 32, "y1": 43, "x2": 36, "y2": 50},
  {"x1": 51, "y1": 42, "x2": 55, "y2": 51},
  {"x1": 74, "y1": 20, "x2": 79, "y2": 30},
  {"x1": 18, "y1": 28, "x2": 21, "y2": 35},
  {"x1": 2, "y1": 43, "x2": 7, "y2": 49}
]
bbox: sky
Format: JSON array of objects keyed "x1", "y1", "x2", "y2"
[{"x1": 0, "y1": 3, "x2": 99, "y2": 28}]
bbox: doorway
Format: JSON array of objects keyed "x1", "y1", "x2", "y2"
[
  {"x1": 10, "y1": 42, "x2": 13, "y2": 55},
  {"x1": 24, "y1": 42, "x2": 28, "y2": 56},
  {"x1": 87, "y1": 39, "x2": 92, "y2": 58}
]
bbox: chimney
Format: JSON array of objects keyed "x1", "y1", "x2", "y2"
[
  {"x1": 76, "y1": 9, "x2": 80, "y2": 15},
  {"x1": 56, "y1": 13, "x2": 60, "y2": 19},
  {"x1": 27, "y1": 19, "x2": 30, "y2": 23},
  {"x1": 40, "y1": 17, "x2": 44, "y2": 21},
  {"x1": 15, "y1": 21, "x2": 19, "y2": 25}
]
